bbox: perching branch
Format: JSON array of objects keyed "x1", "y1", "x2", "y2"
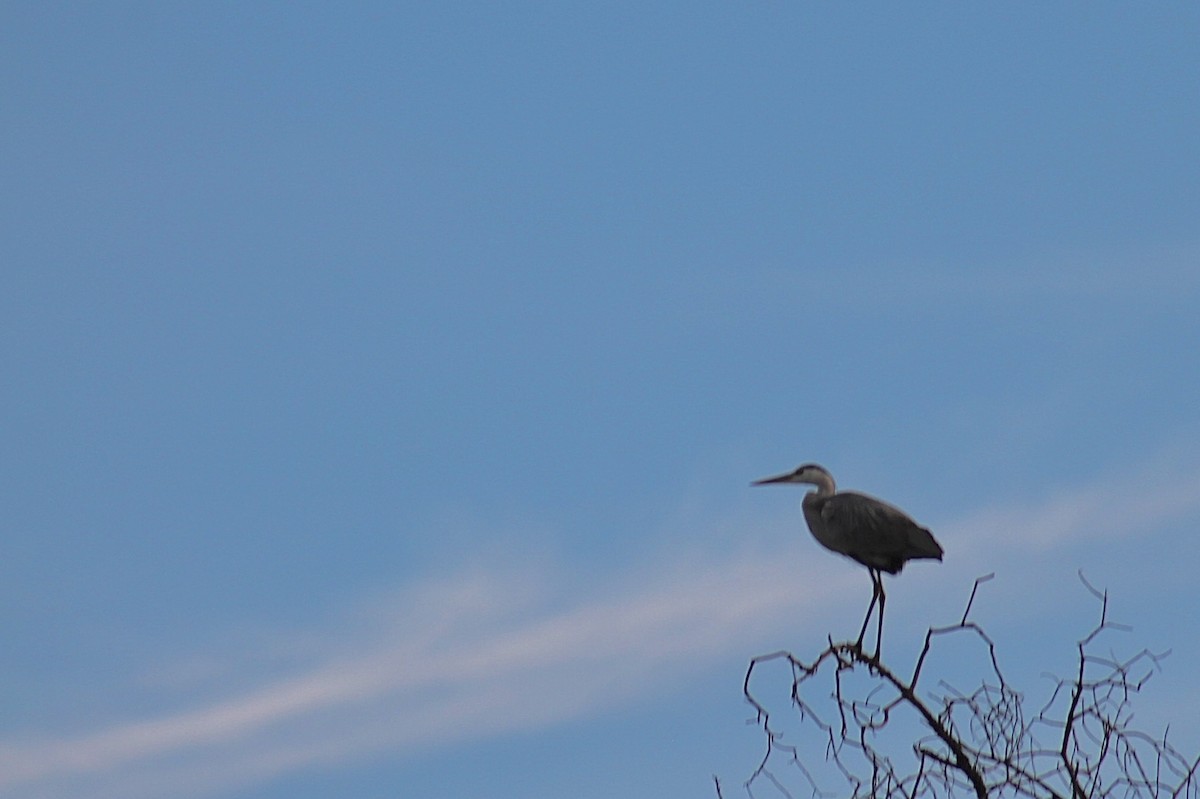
[{"x1": 728, "y1": 573, "x2": 1200, "y2": 799}]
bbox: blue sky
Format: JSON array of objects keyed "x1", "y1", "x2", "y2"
[{"x1": 2, "y1": 4, "x2": 1199, "y2": 798}]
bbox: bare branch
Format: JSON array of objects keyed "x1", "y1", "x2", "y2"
[{"x1": 726, "y1": 574, "x2": 1199, "y2": 799}]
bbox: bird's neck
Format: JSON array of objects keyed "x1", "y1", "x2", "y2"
[{"x1": 808, "y1": 475, "x2": 836, "y2": 497}]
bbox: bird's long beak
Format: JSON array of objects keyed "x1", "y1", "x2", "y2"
[{"x1": 751, "y1": 472, "x2": 795, "y2": 486}]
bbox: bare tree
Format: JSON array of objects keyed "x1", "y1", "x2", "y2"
[{"x1": 718, "y1": 574, "x2": 1199, "y2": 799}]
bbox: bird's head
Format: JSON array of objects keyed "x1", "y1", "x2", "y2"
[{"x1": 751, "y1": 463, "x2": 834, "y2": 489}]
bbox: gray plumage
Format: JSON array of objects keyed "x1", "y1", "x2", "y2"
[
  {"x1": 753, "y1": 463, "x2": 942, "y2": 572},
  {"x1": 752, "y1": 462, "x2": 943, "y2": 655}
]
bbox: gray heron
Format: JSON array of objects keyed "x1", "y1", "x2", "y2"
[{"x1": 753, "y1": 463, "x2": 943, "y2": 657}]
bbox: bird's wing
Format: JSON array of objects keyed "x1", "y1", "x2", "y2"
[{"x1": 820, "y1": 492, "x2": 942, "y2": 572}]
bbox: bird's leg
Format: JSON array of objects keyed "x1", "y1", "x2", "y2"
[
  {"x1": 873, "y1": 573, "x2": 887, "y2": 661},
  {"x1": 855, "y1": 570, "x2": 881, "y2": 652}
]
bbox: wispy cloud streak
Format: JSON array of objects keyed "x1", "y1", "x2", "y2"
[
  {"x1": 0, "y1": 552, "x2": 837, "y2": 799},
  {"x1": 951, "y1": 464, "x2": 1200, "y2": 552}
]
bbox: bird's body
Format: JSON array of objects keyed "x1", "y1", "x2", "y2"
[{"x1": 753, "y1": 463, "x2": 943, "y2": 656}]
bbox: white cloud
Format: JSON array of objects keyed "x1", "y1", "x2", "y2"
[
  {"x1": 0, "y1": 549, "x2": 843, "y2": 799},
  {"x1": 949, "y1": 463, "x2": 1200, "y2": 552}
]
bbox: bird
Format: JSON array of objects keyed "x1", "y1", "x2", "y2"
[{"x1": 752, "y1": 463, "x2": 943, "y2": 657}]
